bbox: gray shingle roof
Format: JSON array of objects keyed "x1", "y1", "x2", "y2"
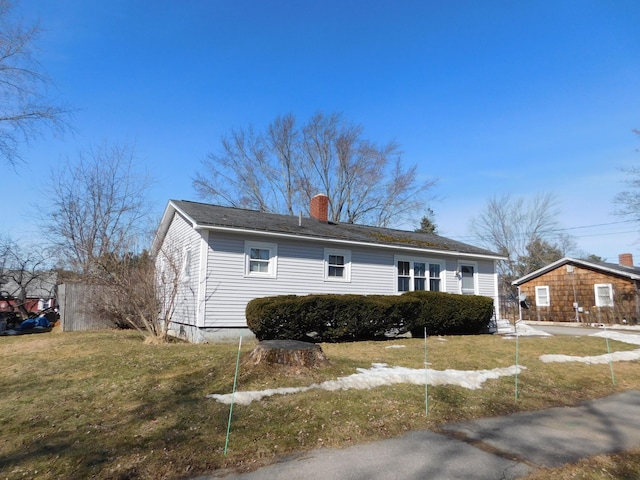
[
  {"x1": 513, "y1": 257, "x2": 640, "y2": 285},
  {"x1": 169, "y1": 200, "x2": 503, "y2": 258},
  {"x1": 0, "y1": 271, "x2": 57, "y2": 298}
]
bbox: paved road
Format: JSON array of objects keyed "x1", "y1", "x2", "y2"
[
  {"x1": 197, "y1": 391, "x2": 640, "y2": 480},
  {"x1": 537, "y1": 325, "x2": 599, "y2": 336}
]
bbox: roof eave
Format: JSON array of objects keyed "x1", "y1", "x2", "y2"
[
  {"x1": 152, "y1": 200, "x2": 199, "y2": 255},
  {"x1": 198, "y1": 224, "x2": 506, "y2": 261},
  {"x1": 512, "y1": 257, "x2": 640, "y2": 285}
]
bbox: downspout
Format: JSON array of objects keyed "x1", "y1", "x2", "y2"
[
  {"x1": 517, "y1": 285, "x2": 522, "y2": 328},
  {"x1": 635, "y1": 280, "x2": 640, "y2": 325},
  {"x1": 569, "y1": 264, "x2": 579, "y2": 322}
]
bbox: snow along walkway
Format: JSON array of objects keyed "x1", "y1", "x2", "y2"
[{"x1": 540, "y1": 330, "x2": 640, "y2": 364}]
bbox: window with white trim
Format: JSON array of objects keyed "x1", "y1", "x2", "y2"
[
  {"x1": 535, "y1": 286, "x2": 550, "y2": 306},
  {"x1": 429, "y1": 263, "x2": 441, "y2": 292},
  {"x1": 324, "y1": 248, "x2": 351, "y2": 281},
  {"x1": 397, "y1": 260, "x2": 411, "y2": 292},
  {"x1": 414, "y1": 262, "x2": 426, "y2": 290},
  {"x1": 181, "y1": 248, "x2": 192, "y2": 282},
  {"x1": 594, "y1": 283, "x2": 613, "y2": 307},
  {"x1": 244, "y1": 241, "x2": 278, "y2": 278},
  {"x1": 396, "y1": 257, "x2": 444, "y2": 293},
  {"x1": 459, "y1": 263, "x2": 476, "y2": 295}
]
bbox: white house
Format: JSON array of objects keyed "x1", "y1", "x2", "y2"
[{"x1": 152, "y1": 195, "x2": 505, "y2": 343}]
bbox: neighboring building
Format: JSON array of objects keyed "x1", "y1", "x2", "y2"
[
  {"x1": 152, "y1": 195, "x2": 505, "y2": 343},
  {"x1": 0, "y1": 271, "x2": 57, "y2": 315},
  {"x1": 512, "y1": 254, "x2": 640, "y2": 325}
]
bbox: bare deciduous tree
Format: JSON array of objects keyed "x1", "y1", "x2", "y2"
[
  {"x1": 471, "y1": 193, "x2": 560, "y2": 279},
  {"x1": 614, "y1": 129, "x2": 640, "y2": 225},
  {"x1": 44, "y1": 142, "x2": 153, "y2": 273},
  {"x1": 470, "y1": 193, "x2": 576, "y2": 315},
  {"x1": 93, "y1": 249, "x2": 180, "y2": 343},
  {"x1": 0, "y1": 0, "x2": 70, "y2": 165},
  {"x1": 194, "y1": 112, "x2": 435, "y2": 228},
  {"x1": 0, "y1": 236, "x2": 54, "y2": 319}
]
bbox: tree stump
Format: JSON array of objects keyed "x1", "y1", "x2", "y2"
[{"x1": 246, "y1": 340, "x2": 329, "y2": 370}]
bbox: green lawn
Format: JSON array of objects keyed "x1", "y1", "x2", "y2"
[{"x1": 1, "y1": 329, "x2": 639, "y2": 479}]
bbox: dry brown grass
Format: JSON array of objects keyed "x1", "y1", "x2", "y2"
[{"x1": 0, "y1": 330, "x2": 639, "y2": 479}]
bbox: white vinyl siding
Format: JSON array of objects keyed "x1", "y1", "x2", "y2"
[
  {"x1": 157, "y1": 212, "x2": 201, "y2": 326},
  {"x1": 183, "y1": 231, "x2": 500, "y2": 329},
  {"x1": 535, "y1": 286, "x2": 550, "y2": 307},
  {"x1": 594, "y1": 283, "x2": 613, "y2": 307},
  {"x1": 204, "y1": 233, "x2": 397, "y2": 328}
]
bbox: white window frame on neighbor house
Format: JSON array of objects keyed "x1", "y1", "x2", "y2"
[
  {"x1": 244, "y1": 241, "x2": 278, "y2": 278},
  {"x1": 535, "y1": 286, "x2": 550, "y2": 307},
  {"x1": 324, "y1": 248, "x2": 351, "y2": 282},
  {"x1": 594, "y1": 283, "x2": 614, "y2": 307},
  {"x1": 395, "y1": 256, "x2": 445, "y2": 293},
  {"x1": 458, "y1": 261, "x2": 478, "y2": 295}
]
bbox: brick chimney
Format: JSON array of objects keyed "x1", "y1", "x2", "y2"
[
  {"x1": 310, "y1": 194, "x2": 329, "y2": 222},
  {"x1": 619, "y1": 253, "x2": 634, "y2": 267}
]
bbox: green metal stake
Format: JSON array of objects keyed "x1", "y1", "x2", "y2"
[
  {"x1": 603, "y1": 326, "x2": 616, "y2": 386},
  {"x1": 515, "y1": 321, "x2": 519, "y2": 402},
  {"x1": 224, "y1": 334, "x2": 243, "y2": 456},
  {"x1": 424, "y1": 327, "x2": 428, "y2": 417}
]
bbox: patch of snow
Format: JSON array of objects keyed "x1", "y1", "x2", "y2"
[
  {"x1": 540, "y1": 330, "x2": 640, "y2": 364},
  {"x1": 590, "y1": 330, "x2": 640, "y2": 346},
  {"x1": 207, "y1": 363, "x2": 526, "y2": 405},
  {"x1": 539, "y1": 350, "x2": 640, "y2": 364},
  {"x1": 385, "y1": 345, "x2": 406, "y2": 349}
]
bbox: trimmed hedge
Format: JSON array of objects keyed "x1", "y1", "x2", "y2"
[
  {"x1": 246, "y1": 294, "x2": 421, "y2": 342},
  {"x1": 402, "y1": 291, "x2": 495, "y2": 337},
  {"x1": 246, "y1": 292, "x2": 494, "y2": 342}
]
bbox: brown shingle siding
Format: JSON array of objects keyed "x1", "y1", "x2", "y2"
[{"x1": 518, "y1": 262, "x2": 639, "y2": 324}]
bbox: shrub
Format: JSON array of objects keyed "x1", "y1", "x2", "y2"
[
  {"x1": 246, "y1": 294, "x2": 422, "y2": 342},
  {"x1": 246, "y1": 292, "x2": 494, "y2": 342},
  {"x1": 402, "y1": 291, "x2": 494, "y2": 336}
]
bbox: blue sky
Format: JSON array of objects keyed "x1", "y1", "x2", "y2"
[{"x1": 4, "y1": 0, "x2": 640, "y2": 262}]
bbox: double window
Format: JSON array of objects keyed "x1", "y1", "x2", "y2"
[
  {"x1": 396, "y1": 257, "x2": 443, "y2": 292},
  {"x1": 324, "y1": 249, "x2": 351, "y2": 281},
  {"x1": 244, "y1": 241, "x2": 278, "y2": 277}
]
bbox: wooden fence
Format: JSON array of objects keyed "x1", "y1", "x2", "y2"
[{"x1": 58, "y1": 283, "x2": 113, "y2": 331}]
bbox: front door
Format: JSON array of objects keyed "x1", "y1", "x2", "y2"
[{"x1": 460, "y1": 264, "x2": 475, "y2": 295}]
